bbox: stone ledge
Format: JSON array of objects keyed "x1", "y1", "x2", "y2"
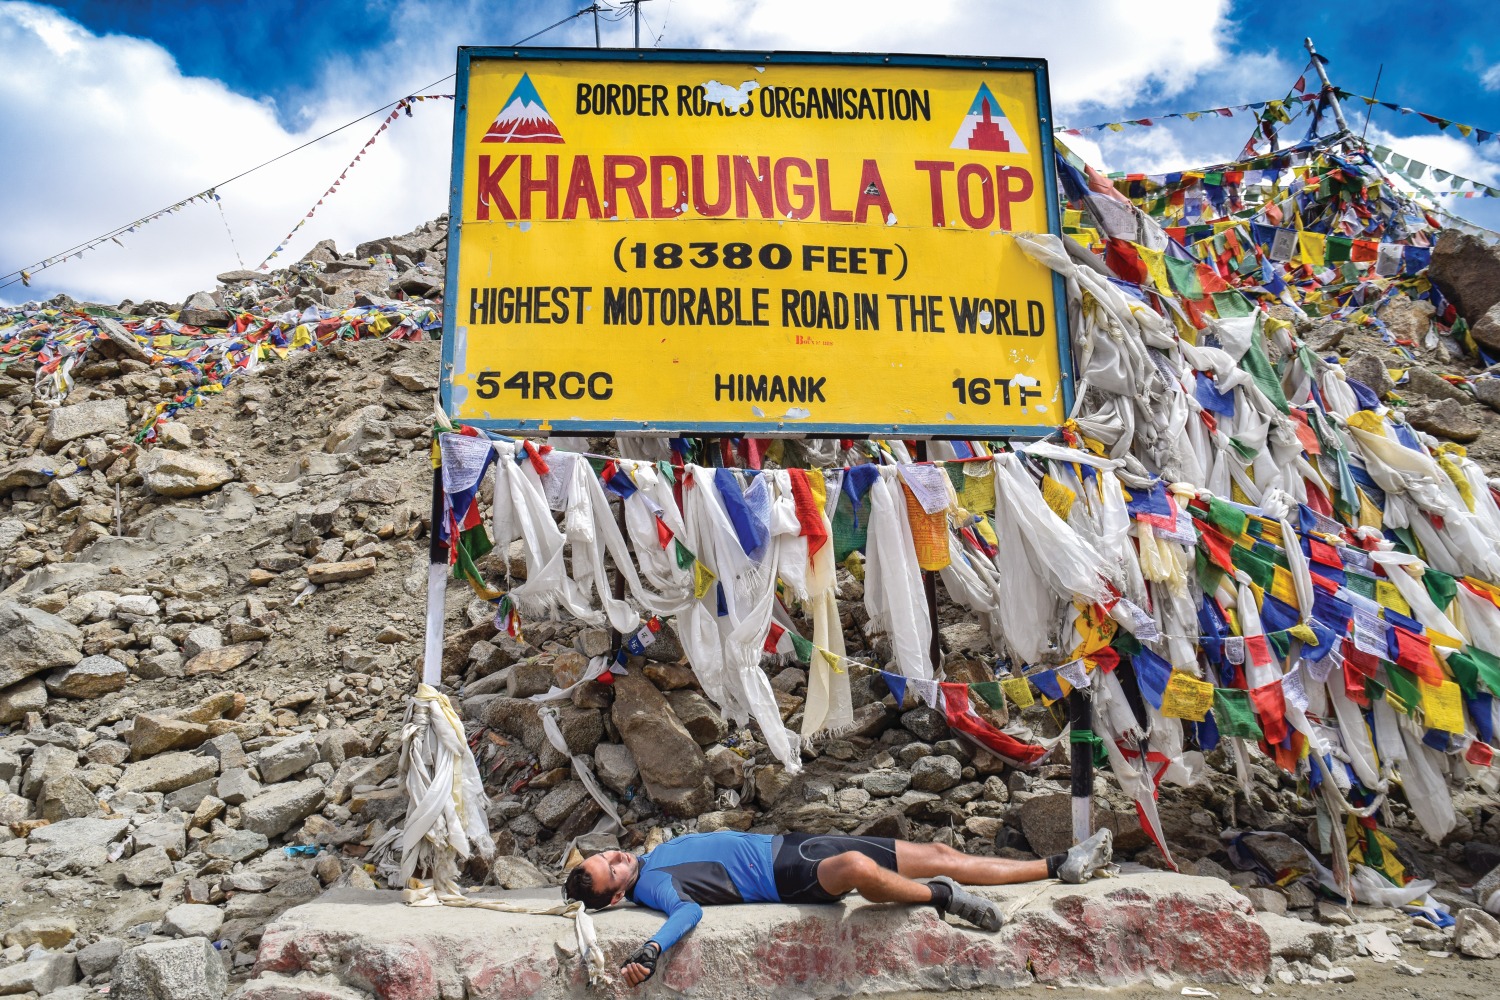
[{"x1": 239, "y1": 868, "x2": 1269, "y2": 1000}]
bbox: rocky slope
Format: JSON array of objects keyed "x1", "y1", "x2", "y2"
[{"x1": 0, "y1": 222, "x2": 1499, "y2": 998}]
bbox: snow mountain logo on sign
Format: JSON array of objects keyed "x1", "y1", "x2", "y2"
[
  {"x1": 950, "y1": 83, "x2": 1027, "y2": 154},
  {"x1": 482, "y1": 73, "x2": 564, "y2": 143}
]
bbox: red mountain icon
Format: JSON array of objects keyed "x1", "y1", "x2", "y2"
[
  {"x1": 950, "y1": 84, "x2": 1027, "y2": 154},
  {"x1": 482, "y1": 73, "x2": 563, "y2": 143}
]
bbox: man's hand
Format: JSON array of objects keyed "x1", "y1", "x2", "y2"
[{"x1": 620, "y1": 941, "x2": 661, "y2": 987}]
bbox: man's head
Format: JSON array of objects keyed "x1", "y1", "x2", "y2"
[{"x1": 563, "y1": 850, "x2": 640, "y2": 910}]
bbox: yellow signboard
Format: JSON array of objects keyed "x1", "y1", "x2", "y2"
[{"x1": 442, "y1": 49, "x2": 1074, "y2": 436}]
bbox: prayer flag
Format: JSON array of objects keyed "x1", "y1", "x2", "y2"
[
  {"x1": 1161, "y1": 671, "x2": 1214, "y2": 721},
  {"x1": 1001, "y1": 676, "x2": 1035, "y2": 708},
  {"x1": 1213, "y1": 688, "x2": 1264, "y2": 740},
  {"x1": 1249, "y1": 680, "x2": 1289, "y2": 744},
  {"x1": 1422, "y1": 680, "x2": 1465, "y2": 733}
]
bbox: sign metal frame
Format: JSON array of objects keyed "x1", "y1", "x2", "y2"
[{"x1": 441, "y1": 46, "x2": 1074, "y2": 439}]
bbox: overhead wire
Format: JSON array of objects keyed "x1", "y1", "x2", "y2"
[{"x1": 0, "y1": 4, "x2": 597, "y2": 293}]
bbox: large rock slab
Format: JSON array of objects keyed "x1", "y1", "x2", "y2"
[
  {"x1": 138, "y1": 449, "x2": 234, "y2": 497},
  {"x1": 1019, "y1": 793, "x2": 1149, "y2": 857},
  {"x1": 0, "y1": 454, "x2": 61, "y2": 493},
  {"x1": 113, "y1": 936, "x2": 227, "y2": 1000},
  {"x1": 240, "y1": 779, "x2": 325, "y2": 838},
  {"x1": 0, "y1": 600, "x2": 83, "y2": 689},
  {"x1": 118, "y1": 752, "x2": 218, "y2": 794},
  {"x1": 0, "y1": 951, "x2": 77, "y2": 995},
  {"x1": 46, "y1": 653, "x2": 128, "y2": 698},
  {"x1": 29, "y1": 817, "x2": 129, "y2": 863},
  {"x1": 610, "y1": 671, "x2": 711, "y2": 818},
  {"x1": 43, "y1": 397, "x2": 129, "y2": 451},
  {"x1": 245, "y1": 871, "x2": 1269, "y2": 1000},
  {"x1": 1429, "y1": 229, "x2": 1500, "y2": 324}
]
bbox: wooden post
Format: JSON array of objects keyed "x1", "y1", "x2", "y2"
[
  {"x1": 421, "y1": 464, "x2": 448, "y2": 687},
  {"x1": 913, "y1": 441, "x2": 941, "y2": 676},
  {"x1": 1068, "y1": 690, "x2": 1094, "y2": 844}
]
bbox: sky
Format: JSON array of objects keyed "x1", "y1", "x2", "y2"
[{"x1": 3, "y1": 0, "x2": 1500, "y2": 306}]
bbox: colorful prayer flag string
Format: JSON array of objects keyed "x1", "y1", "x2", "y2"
[{"x1": 256, "y1": 95, "x2": 454, "y2": 270}]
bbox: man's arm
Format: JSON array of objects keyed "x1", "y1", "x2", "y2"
[{"x1": 624, "y1": 872, "x2": 703, "y2": 986}]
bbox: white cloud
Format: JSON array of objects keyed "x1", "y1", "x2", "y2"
[
  {"x1": 0, "y1": 2, "x2": 472, "y2": 307},
  {"x1": 1, "y1": 0, "x2": 1247, "y2": 306},
  {"x1": 1482, "y1": 64, "x2": 1500, "y2": 91},
  {"x1": 669, "y1": 0, "x2": 1232, "y2": 112}
]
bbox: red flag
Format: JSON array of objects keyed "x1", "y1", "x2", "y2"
[
  {"x1": 521, "y1": 440, "x2": 551, "y2": 476},
  {"x1": 1197, "y1": 523, "x2": 1238, "y2": 573},
  {"x1": 1466, "y1": 741, "x2": 1495, "y2": 767},
  {"x1": 787, "y1": 469, "x2": 829, "y2": 558},
  {"x1": 763, "y1": 621, "x2": 786, "y2": 654},
  {"x1": 1250, "y1": 680, "x2": 1288, "y2": 744},
  {"x1": 940, "y1": 683, "x2": 1048, "y2": 767},
  {"x1": 1392, "y1": 627, "x2": 1442, "y2": 686}
]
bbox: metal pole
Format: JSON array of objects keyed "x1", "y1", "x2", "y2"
[
  {"x1": 1304, "y1": 37, "x2": 1349, "y2": 134},
  {"x1": 913, "y1": 442, "x2": 942, "y2": 676},
  {"x1": 633, "y1": 0, "x2": 641, "y2": 49},
  {"x1": 592, "y1": 4, "x2": 601, "y2": 48},
  {"x1": 609, "y1": 496, "x2": 629, "y2": 656},
  {"x1": 1068, "y1": 691, "x2": 1094, "y2": 843},
  {"x1": 421, "y1": 465, "x2": 448, "y2": 687},
  {"x1": 1360, "y1": 64, "x2": 1383, "y2": 141}
]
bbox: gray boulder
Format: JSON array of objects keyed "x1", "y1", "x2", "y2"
[
  {"x1": 1429, "y1": 229, "x2": 1500, "y2": 324},
  {"x1": 256, "y1": 733, "x2": 318, "y2": 784},
  {"x1": 239, "y1": 778, "x2": 325, "y2": 837},
  {"x1": 1454, "y1": 907, "x2": 1500, "y2": 959},
  {"x1": 42, "y1": 398, "x2": 128, "y2": 452},
  {"x1": 908, "y1": 755, "x2": 961, "y2": 793},
  {"x1": 45, "y1": 654, "x2": 128, "y2": 698},
  {"x1": 118, "y1": 752, "x2": 218, "y2": 795},
  {"x1": 161, "y1": 904, "x2": 224, "y2": 940},
  {"x1": 111, "y1": 937, "x2": 226, "y2": 1000},
  {"x1": 0, "y1": 600, "x2": 83, "y2": 690},
  {"x1": 609, "y1": 671, "x2": 712, "y2": 818},
  {"x1": 138, "y1": 450, "x2": 233, "y2": 498},
  {"x1": 0, "y1": 952, "x2": 77, "y2": 995},
  {"x1": 178, "y1": 291, "x2": 231, "y2": 328}
]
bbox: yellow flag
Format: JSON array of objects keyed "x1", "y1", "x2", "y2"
[
  {"x1": 1270, "y1": 565, "x2": 1300, "y2": 608},
  {"x1": 1357, "y1": 488, "x2": 1384, "y2": 530},
  {"x1": 1161, "y1": 671, "x2": 1214, "y2": 721},
  {"x1": 1421, "y1": 680, "x2": 1465, "y2": 733},
  {"x1": 1136, "y1": 243, "x2": 1169, "y2": 291},
  {"x1": 807, "y1": 468, "x2": 827, "y2": 512},
  {"x1": 693, "y1": 561, "x2": 717, "y2": 600},
  {"x1": 818, "y1": 648, "x2": 845, "y2": 675},
  {"x1": 1298, "y1": 230, "x2": 1326, "y2": 266},
  {"x1": 1375, "y1": 581, "x2": 1412, "y2": 617},
  {"x1": 1426, "y1": 630, "x2": 1463, "y2": 650},
  {"x1": 1288, "y1": 623, "x2": 1320, "y2": 645},
  {"x1": 1040, "y1": 475, "x2": 1076, "y2": 521},
  {"x1": 1435, "y1": 450, "x2": 1475, "y2": 511},
  {"x1": 1001, "y1": 676, "x2": 1034, "y2": 709},
  {"x1": 1345, "y1": 410, "x2": 1387, "y2": 436}
]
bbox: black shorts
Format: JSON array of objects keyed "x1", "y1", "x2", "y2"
[{"x1": 771, "y1": 833, "x2": 899, "y2": 903}]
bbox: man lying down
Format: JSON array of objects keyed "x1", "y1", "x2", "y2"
[{"x1": 564, "y1": 828, "x2": 1115, "y2": 987}]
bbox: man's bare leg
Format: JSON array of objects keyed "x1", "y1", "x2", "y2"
[
  {"x1": 894, "y1": 841, "x2": 1049, "y2": 884},
  {"x1": 816, "y1": 851, "x2": 935, "y2": 903},
  {"x1": 815, "y1": 850, "x2": 1006, "y2": 931}
]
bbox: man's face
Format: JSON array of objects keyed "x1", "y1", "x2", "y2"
[{"x1": 583, "y1": 850, "x2": 639, "y2": 904}]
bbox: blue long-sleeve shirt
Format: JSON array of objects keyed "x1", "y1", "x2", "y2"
[{"x1": 626, "y1": 832, "x2": 778, "y2": 951}]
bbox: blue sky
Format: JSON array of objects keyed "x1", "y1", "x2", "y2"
[{"x1": 5, "y1": 0, "x2": 1500, "y2": 305}]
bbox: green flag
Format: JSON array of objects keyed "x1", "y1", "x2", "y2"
[
  {"x1": 1213, "y1": 688, "x2": 1264, "y2": 740},
  {"x1": 971, "y1": 681, "x2": 1007, "y2": 711}
]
